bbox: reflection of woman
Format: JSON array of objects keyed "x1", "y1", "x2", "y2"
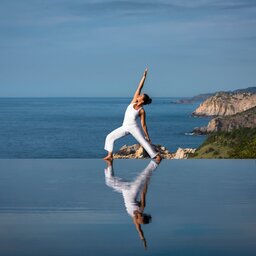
[
  {"x1": 103, "y1": 68, "x2": 161, "y2": 164},
  {"x1": 104, "y1": 160, "x2": 159, "y2": 249}
]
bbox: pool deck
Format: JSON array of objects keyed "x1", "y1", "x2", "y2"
[{"x1": 0, "y1": 159, "x2": 256, "y2": 256}]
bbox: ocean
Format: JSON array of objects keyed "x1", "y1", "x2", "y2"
[{"x1": 0, "y1": 97, "x2": 210, "y2": 158}]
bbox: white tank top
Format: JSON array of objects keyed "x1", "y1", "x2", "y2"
[{"x1": 122, "y1": 103, "x2": 142, "y2": 127}]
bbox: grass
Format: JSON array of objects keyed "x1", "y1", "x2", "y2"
[{"x1": 190, "y1": 127, "x2": 256, "y2": 159}]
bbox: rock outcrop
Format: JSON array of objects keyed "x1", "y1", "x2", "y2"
[
  {"x1": 173, "y1": 148, "x2": 196, "y2": 159},
  {"x1": 192, "y1": 92, "x2": 256, "y2": 117},
  {"x1": 113, "y1": 144, "x2": 174, "y2": 159},
  {"x1": 113, "y1": 144, "x2": 195, "y2": 159},
  {"x1": 193, "y1": 106, "x2": 256, "y2": 134}
]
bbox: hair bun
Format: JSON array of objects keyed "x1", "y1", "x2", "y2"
[{"x1": 143, "y1": 93, "x2": 152, "y2": 105}]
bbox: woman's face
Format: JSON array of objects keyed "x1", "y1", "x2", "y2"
[
  {"x1": 135, "y1": 212, "x2": 144, "y2": 224},
  {"x1": 137, "y1": 94, "x2": 145, "y2": 102}
]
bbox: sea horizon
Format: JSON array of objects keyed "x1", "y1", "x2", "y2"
[
  {"x1": 0, "y1": 97, "x2": 209, "y2": 158},
  {"x1": 0, "y1": 96, "x2": 193, "y2": 99}
]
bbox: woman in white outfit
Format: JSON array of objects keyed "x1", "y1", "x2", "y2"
[
  {"x1": 104, "y1": 159, "x2": 159, "y2": 248},
  {"x1": 103, "y1": 68, "x2": 162, "y2": 164}
]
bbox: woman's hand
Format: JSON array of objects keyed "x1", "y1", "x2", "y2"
[
  {"x1": 145, "y1": 135, "x2": 151, "y2": 144},
  {"x1": 131, "y1": 68, "x2": 148, "y2": 104},
  {"x1": 143, "y1": 68, "x2": 148, "y2": 77}
]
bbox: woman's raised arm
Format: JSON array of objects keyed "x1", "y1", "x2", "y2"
[{"x1": 131, "y1": 68, "x2": 148, "y2": 103}]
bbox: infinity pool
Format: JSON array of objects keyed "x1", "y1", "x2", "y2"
[{"x1": 0, "y1": 159, "x2": 256, "y2": 256}]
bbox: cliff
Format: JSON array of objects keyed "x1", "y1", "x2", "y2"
[
  {"x1": 193, "y1": 106, "x2": 256, "y2": 134},
  {"x1": 192, "y1": 92, "x2": 256, "y2": 116}
]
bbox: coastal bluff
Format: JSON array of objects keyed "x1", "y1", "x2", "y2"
[
  {"x1": 193, "y1": 106, "x2": 256, "y2": 134},
  {"x1": 192, "y1": 92, "x2": 256, "y2": 116},
  {"x1": 113, "y1": 144, "x2": 196, "y2": 159},
  {"x1": 191, "y1": 127, "x2": 256, "y2": 159}
]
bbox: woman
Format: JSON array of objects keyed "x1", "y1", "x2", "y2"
[{"x1": 103, "y1": 68, "x2": 162, "y2": 164}]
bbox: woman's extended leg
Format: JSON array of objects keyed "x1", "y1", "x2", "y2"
[
  {"x1": 104, "y1": 126, "x2": 128, "y2": 160},
  {"x1": 129, "y1": 126, "x2": 161, "y2": 161}
]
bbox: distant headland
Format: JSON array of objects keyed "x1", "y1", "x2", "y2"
[{"x1": 171, "y1": 86, "x2": 256, "y2": 104}]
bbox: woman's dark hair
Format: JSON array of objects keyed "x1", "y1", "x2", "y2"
[
  {"x1": 142, "y1": 213, "x2": 152, "y2": 224},
  {"x1": 143, "y1": 94, "x2": 152, "y2": 105}
]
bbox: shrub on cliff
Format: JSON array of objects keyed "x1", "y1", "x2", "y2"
[{"x1": 193, "y1": 127, "x2": 256, "y2": 159}]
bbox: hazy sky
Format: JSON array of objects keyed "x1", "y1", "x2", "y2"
[{"x1": 1, "y1": 0, "x2": 256, "y2": 97}]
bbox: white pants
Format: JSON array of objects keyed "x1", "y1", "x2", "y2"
[{"x1": 104, "y1": 125, "x2": 158, "y2": 159}]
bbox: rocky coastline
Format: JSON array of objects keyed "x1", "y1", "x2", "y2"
[
  {"x1": 189, "y1": 88, "x2": 256, "y2": 158},
  {"x1": 113, "y1": 144, "x2": 196, "y2": 159}
]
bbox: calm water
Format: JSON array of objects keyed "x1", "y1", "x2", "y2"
[
  {"x1": 0, "y1": 97, "x2": 210, "y2": 158},
  {"x1": 0, "y1": 159, "x2": 255, "y2": 255}
]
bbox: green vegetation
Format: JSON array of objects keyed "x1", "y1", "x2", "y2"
[{"x1": 190, "y1": 128, "x2": 256, "y2": 159}]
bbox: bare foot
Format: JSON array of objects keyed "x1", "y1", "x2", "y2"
[
  {"x1": 154, "y1": 154, "x2": 162, "y2": 164},
  {"x1": 103, "y1": 155, "x2": 113, "y2": 161},
  {"x1": 104, "y1": 158, "x2": 113, "y2": 167}
]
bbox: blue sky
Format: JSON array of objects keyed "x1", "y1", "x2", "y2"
[{"x1": 0, "y1": 0, "x2": 256, "y2": 97}]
